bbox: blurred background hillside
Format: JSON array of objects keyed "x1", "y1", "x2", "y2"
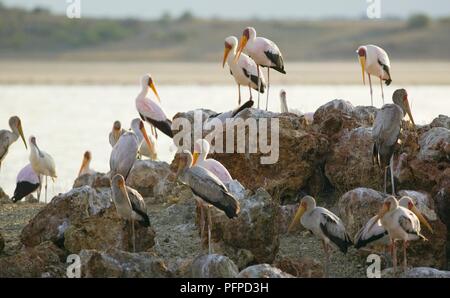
[{"x1": 1, "y1": 1, "x2": 450, "y2": 61}]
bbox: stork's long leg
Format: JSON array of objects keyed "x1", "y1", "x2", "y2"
[
  {"x1": 392, "y1": 239, "x2": 397, "y2": 275},
  {"x1": 37, "y1": 175, "x2": 42, "y2": 202},
  {"x1": 45, "y1": 175, "x2": 48, "y2": 203},
  {"x1": 403, "y1": 240, "x2": 408, "y2": 272},
  {"x1": 131, "y1": 218, "x2": 136, "y2": 253},
  {"x1": 384, "y1": 166, "x2": 388, "y2": 194},
  {"x1": 322, "y1": 240, "x2": 329, "y2": 278},
  {"x1": 380, "y1": 77, "x2": 385, "y2": 105},
  {"x1": 390, "y1": 155, "x2": 396, "y2": 195},
  {"x1": 238, "y1": 84, "x2": 241, "y2": 105},
  {"x1": 248, "y1": 85, "x2": 252, "y2": 100},
  {"x1": 207, "y1": 205, "x2": 212, "y2": 255},
  {"x1": 266, "y1": 68, "x2": 270, "y2": 111},
  {"x1": 257, "y1": 65, "x2": 261, "y2": 109},
  {"x1": 368, "y1": 74, "x2": 373, "y2": 106}
]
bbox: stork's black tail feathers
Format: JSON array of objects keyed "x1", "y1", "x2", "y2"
[
  {"x1": 221, "y1": 191, "x2": 240, "y2": 219},
  {"x1": 232, "y1": 99, "x2": 254, "y2": 117},
  {"x1": 385, "y1": 78, "x2": 392, "y2": 86}
]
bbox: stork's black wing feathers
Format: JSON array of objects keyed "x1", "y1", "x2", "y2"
[
  {"x1": 130, "y1": 199, "x2": 151, "y2": 227},
  {"x1": 264, "y1": 51, "x2": 286, "y2": 74},
  {"x1": 320, "y1": 213, "x2": 353, "y2": 254},
  {"x1": 141, "y1": 115, "x2": 173, "y2": 138},
  {"x1": 242, "y1": 68, "x2": 265, "y2": 93},
  {"x1": 378, "y1": 59, "x2": 392, "y2": 86},
  {"x1": 232, "y1": 100, "x2": 254, "y2": 117}
]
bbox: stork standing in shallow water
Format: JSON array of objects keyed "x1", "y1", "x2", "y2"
[
  {"x1": 223, "y1": 36, "x2": 265, "y2": 106},
  {"x1": 0, "y1": 116, "x2": 27, "y2": 170},
  {"x1": 29, "y1": 136, "x2": 56, "y2": 203},
  {"x1": 111, "y1": 174, "x2": 150, "y2": 252},
  {"x1": 372, "y1": 89, "x2": 415, "y2": 195},
  {"x1": 176, "y1": 150, "x2": 240, "y2": 254},
  {"x1": 288, "y1": 196, "x2": 352, "y2": 277},
  {"x1": 110, "y1": 119, "x2": 153, "y2": 180},
  {"x1": 368, "y1": 196, "x2": 429, "y2": 273},
  {"x1": 357, "y1": 44, "x2": 392, "y2": 106},
  {"x1": 235, "y1": 27, "x2": 286, "y2": 110},
  {"x1": 11, "y1": 163, "x2": 40, "y2": 203}
]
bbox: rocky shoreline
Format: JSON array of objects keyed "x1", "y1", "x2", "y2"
[{"x1": 0, "y1": 100, "x2": 449, "y2": 278}]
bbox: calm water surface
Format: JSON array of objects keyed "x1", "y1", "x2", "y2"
[{"x1": 0, "y1": 84, "x2": 449, "y2": 200}]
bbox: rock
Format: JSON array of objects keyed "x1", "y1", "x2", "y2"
[
  {"x1": 64, "y1": 206, "x2": 155, "y2": 254},
  {"x1": 396, "y1": 190, "x2": 447, "y2": 269},
  {"x1": 338, "y1": 187, "x2": 386, "y2": 237},
  {"x1": 313, "y1": 100, "x2": 375, "y2": 141},
  {"x1": 73, "y1": 172, "x2": 111, "y2": 189},
  {"x1": 190, "y1": 254, "x2": 239, "y2": 278},
  {"x1": 126, "y1": 160, "x2": 172, "y2": 198},
  {"x1": 205, "y1": 109, "x2": 329, "y2": 198},
  {"x1": 238, "y1": 264, "x2": 294, "y2": 278},
  {"x1": 430, "y1": 115, "x2": 450, "y2": 130},
  {"x1": 79, "y1": 249, "x2": 170, "y2": 278},
  {"x1": 25, "y1": 194, "x2": 39, "y2": 203},
  {"x1": 325, "y1": 128, "x2": 383, "y2": 193},
  {"x1": 273, "y1": 257, "x2": 323, "y2": 277},
  {"x1": 435, "y1": 185, "x2": 450, "y2": 236},
  {"x1": 382, "y1": 267, "x2": 450, "y2": 278},
  {"x1": 0, "y1": 241, "x2": 65, "y2": 278},
  {"x1": 401, "y1": 267, "x2": 450, "y2": 278},
  {"x1": 0, "y1": 186, "x2": 11, "y2": 204},
  {"x1": 225, "y1": 180, "x2": 247, "y2": 201},
  {"x1": 204, "y1": 188, "x2": 279, "y2": 265},
  {"x1": 0, "y1": 232, "x2": 4, "y2": 254},
  {"x1": 418, "y1": 127, "x2": 450, "y2": 161},
  {"x1": 277, "y1": 204, "x2": 299, "y2": 234},
  {"x1": 20, "y1": 186, "x2": 112, "y2": 247}
]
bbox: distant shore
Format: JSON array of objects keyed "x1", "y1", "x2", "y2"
[{"x1": 1, "y1": 60, "x2": 450, "y2": 85}]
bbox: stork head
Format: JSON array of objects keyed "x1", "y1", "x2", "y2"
[
  {"x1": 193, "y1": 139, "x2": 210, "y2": 165},
  {"x1": 288, "y1": 195, "x2": 316, "y2": 232},
  {"x1": 78, "y1": 151, "x2": 92, "y2": 177},
  {"x1": 29, "y1": 135, "x2": 37, "y2": 147},
  {"x1": 235, "y1": 27, "x2": 256, "y2": 63},
  {"x1": 9, "y1": 116, "x2": 27, "y2": 149},
  {"x1": 175, "y1": 150, "x2": 193, "y2": 181},
  {"x1": 112, "y1": 120, "x2": 122, "y2": 142},
  {"x1": 223, "y1": 36, "x2": 237, "y2": 67},
  {"x1": 368, "y1": 196, "x2": 398, "y2": 232},
  {"x1": 141, "y1": 74, "x2": 160, "y2": 102},
  {"x1": 280, "y1": 89, "x2": 287, "y2": 101},
  {"x1": 399, "y1": 196, "x2": 434, "y2": 233},
  {"x1": 356, "y1": 46, "x2": 367, "y2": 85},
  {"x1": 392, "y1": 88, "x2": 415, "y2": 126},
  {"x1": 131, "y1": 118, "x2": 153, "y2": 156},
  {"x1": 111, "y1": 174, "x2": 129, "y2": 204}
]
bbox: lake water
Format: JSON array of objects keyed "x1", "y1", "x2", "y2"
[{"x1": 0, "y1": 84, "x2": 449, "y2": 201}]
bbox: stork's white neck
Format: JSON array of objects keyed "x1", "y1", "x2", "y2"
[{"x1": 280, "y1": 97, "x2": 288, "y2": 113}]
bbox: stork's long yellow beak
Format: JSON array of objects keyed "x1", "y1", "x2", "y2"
[
  {"x1": 222, "y1": 47, "x2": 231, "y2": 68},
  {"x1": 17, "y1": 122, "x2": 27, "y2": 149},
  {"x1": 411, "y1": 206, "x2": 433, "y2": 234},
  {"x1": 288, "y1": 204, "x2": 306, "y2": 233},
  {"x1": 234, "y1": 35, "x2": 248, "y2": 63},
  {"x1": 192, "y1": 152, "x2": 200, "y2": 165},
  {"x1": 140, "y1": 123, "x2": 154, "y2": 156},
  {"x1": 403, "y1": 98, "x2": 416, "y2": 127},
  {"x1": 368, "y1": 204, "x2": 388, "y2": 232},
  {"x1": 358, "y1": 56, "x2": 366, "y2": 85},
  {"x1": 148, "y1": 80, "x2": 160, "y2": 102}
]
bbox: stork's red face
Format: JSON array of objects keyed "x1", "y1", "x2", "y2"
[
  {"x1": 357, "y1": 48, "x2": 366, "y2": 57},
  {"x1": 408, "y1": 201, "x2": 413, "y2": 210}
]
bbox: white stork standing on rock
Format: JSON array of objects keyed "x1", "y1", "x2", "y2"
[
  {"x1": 357, "y1": 44, "x2": 392, "y2": 106},
  {"x1": 368, "y1": 196, "x2": 430, "y2": 273},
  {"x1": 235, "y1": 27, "x2": 286, "y2": 110},
  {"x1": 354, "y1": 196, "x2": 433, "y2": 263},
  {"x1": 372, "y1": 89, "x2": 415, "y2": 195},
  {"x1": 288, "y1": 195, "x2": 352, "y2": 277},
  {"x1": 223, "y1": 36, "x2": 266, "y2": 106}
]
